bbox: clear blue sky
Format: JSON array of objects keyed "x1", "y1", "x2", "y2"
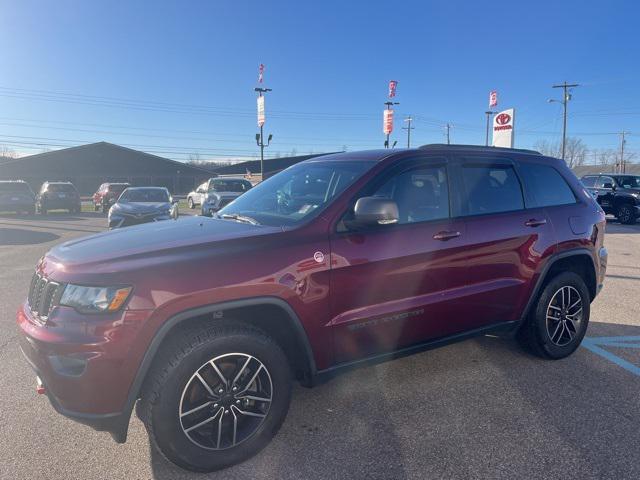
[{"x1": 0, "y1": 0, "x2": 638, "y2": 162}]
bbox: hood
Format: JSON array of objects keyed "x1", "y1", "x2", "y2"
[
  {"x1": 111, "y1": 201, "x2": 171, "y2": 214},
  {"x1": 47, "y1": 215, "x2": 280, "y2": 267}
]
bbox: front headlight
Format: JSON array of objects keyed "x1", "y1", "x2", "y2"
[{"x1": 60, "y1": 284, "x2": 132, "y2": 313}]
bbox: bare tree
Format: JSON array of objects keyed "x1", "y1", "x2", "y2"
[
  {"x1": 534, "y1": 137, "x2": 587, "y2": 168},
  {"x1": 187, "y1": 152, "x2": 201, "y2": 163},
  {"x1": 0, "y1": 145, "x2": 18, "y2": 159}
]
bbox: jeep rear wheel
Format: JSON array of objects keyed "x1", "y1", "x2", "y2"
[
  {"x1": 617, "y1": 204, "x2": 636, "y2": 224},
  {"x1": 140, "y1": 322, "x2": 291, "y2": 472},
  {"x1": 188, "y1": 197, "x2": 195, "y2": 209},
  {"x1": 517, "y1": 272, "x2": 590, "y2": 359}
]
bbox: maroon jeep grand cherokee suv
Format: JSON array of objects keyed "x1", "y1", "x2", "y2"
[{"x1": 18, "y1": 145, "x2": 607, "y2": 472}]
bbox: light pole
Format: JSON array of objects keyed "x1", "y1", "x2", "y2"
[
  {"x1": 255, "y1": 87, "x2": 272, "y2": 181},
  {"x1": 384, "y1": 101, "x2": 399, "y2": 148},
  {"x1": 549, "y1": 82, "x2": 579, "y2": 161},
  {"x1": 484, "y1": 111, "x2": 494, "y2": 146}
]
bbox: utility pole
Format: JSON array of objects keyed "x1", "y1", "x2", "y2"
[
  {"x1": 402, "y1": 116, "x2": 414, "y2": 148},
  {"x1": 484, "y1": 111, "x2": 494, "y2": 146},
  {"x1": 619, "y1": 130, "x2": 629, "y2": 173},
  {"x1": 551, "y1": 81, "x2": 579, "y2": 161},
  {"x1": 445, "y1": 123, "x2": 451, "y2": 145},
  {"x1": 254, "y1": 87, "x2": 272, "y2": 181}
]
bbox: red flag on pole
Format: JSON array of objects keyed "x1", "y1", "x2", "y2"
[
  {"x1": 489, "y1": 90, "x2": 498, "y2": 108},
  {"x1": 388, "y1": 80, "x2": 398, "y2": 98},
  {"x1": 258, "y1": 64, "x2": 265, "y2": 84}
]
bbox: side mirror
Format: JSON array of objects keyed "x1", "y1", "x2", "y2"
[
  {"x1": 602, "y1": 182, "x2": 614, "y2": 189},
  {"x1": 353, "y1": 197, "x2": 399, "y2": 226}
]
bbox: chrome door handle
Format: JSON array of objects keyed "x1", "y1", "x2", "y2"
[
  {"x1": 433, "y1": 230, "x2": 461, "y2": 241},
  {"x1": 525, "y1": 219, "x2": 547, "y2": 227}
]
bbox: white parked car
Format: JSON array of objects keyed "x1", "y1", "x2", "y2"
[{"x1": 199, "y1": 177, "x2": 253, "y2": 216}]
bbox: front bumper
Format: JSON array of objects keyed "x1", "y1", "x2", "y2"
[
  {"x1": 16, "y1": 301, "x2": 153, "y2": 441},
  {"x1": 108, "y1": 213, "x2": 172, "y2": 229}
]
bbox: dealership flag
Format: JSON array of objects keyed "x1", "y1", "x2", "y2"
[
  {"x1": 257, "y1": 95, "x2": 265, "y2": 127},
  {"x1": 383, "y1": 109, "x2": 394, "y2": 134},
  {"x1": 258, "y1": 64, "x2": 265, "y2": 84},
  {"x1": 388, "y1": 80, "x2": 398, "y2": 98},
  {"x1": 489, "y1": 90, "x2": 498, "y2": 108}
]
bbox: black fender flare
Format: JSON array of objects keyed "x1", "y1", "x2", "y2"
[
  {"x1": 116, "y1": 296, "x2": 317, "y2": 441},
  {"x1": 515, "y1": 247, "x2": 597, "y2": 330}
]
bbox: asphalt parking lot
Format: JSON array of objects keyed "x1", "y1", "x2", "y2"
[{"x1": 1, "y1": 210, "x2": 639, "y2": 480}]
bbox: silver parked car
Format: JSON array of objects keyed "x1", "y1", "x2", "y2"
[
  {"x1": 186, "y1": 177, "x2": 217, "y2": 209},
  {"x1": 108, "y1": 187, "x2": 178, "y2": 229},
  {"x1": 199, "y1": 177, "x2": 252, "y2": 217}
]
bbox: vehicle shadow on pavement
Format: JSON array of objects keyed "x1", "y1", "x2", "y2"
[
  {"x1": 145, "y1": 321, "x2": 640, "y2": 480},
  {"x1": 0, "y1": 227, "x2": 60, "y2": 245}
]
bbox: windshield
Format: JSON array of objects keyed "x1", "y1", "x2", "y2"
[
  {"x1": 217, "y1": 160, "x2": 370, "y2": 227},
  {"x1": 119, "y1": 188, "x2": 169, "y2": 203},
  {"x1": 210, "y1": 179, "x2": 252, "y2": 193},
  {"x1": 108, "y1": 184, "x2": 129, "y2": 193},
  {"x1": 617, "y1": 176, "x2": 640, "y2": 189},
  {"x1": 47, "y1": 184, "x2": 76, "y2": 192},
  {"x1": 0, "y1": 182, "x2": 32, "y2": 193}
]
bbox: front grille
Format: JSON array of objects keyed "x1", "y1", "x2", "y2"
[
  {"x1": 120, "y1": 212, "x2": 160, "y2": 227},
  {"x1": 27, "y1": 272, "x2": 63, "y2": 322}
]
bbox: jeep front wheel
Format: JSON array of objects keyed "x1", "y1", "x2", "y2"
[
  {"x1": 518, "y1": 272, "x2": 590, "y2": 359},
  {"x1": 140, "y1": 322, "x2": 292, "y2": 472}
]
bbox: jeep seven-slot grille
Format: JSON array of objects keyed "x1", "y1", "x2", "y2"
[{"x1": 27, "y1": 272, "x2": 63, "y2": 322}]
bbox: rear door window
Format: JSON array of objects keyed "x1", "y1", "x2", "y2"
[
  {"x1": 518, "y1": 163, "x2": 576, "y2": 207},
  {"x1": 460, "y1": 164, "x2": 524, "y2": 216}
]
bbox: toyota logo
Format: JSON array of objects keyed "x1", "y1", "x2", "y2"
[{"x1": 496, "y1": 113, "x2": 511, "y2": 125}]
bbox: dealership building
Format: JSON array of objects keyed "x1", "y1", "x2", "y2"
[
  {"x1": 0, "y1": 142, "x2": 333, "y2": 195},
  {"x1": 0, "y1": 142, "x2": 212, "y2": 195}
]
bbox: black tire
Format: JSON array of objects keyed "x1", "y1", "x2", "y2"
[
  {"x1": 188, "y1": 197, "x2": 195, "y2": 209},
  {"x1": 617, "y1": 204, "x2": 636, "y2": 225},
  {"x1": 94, "y1": 204, "x2": 100, "y2": 212},
  {"x1": 517, "y1": 272, "x2": 590, "y2": 359},
  {"x1": 101, "y1": 202, "x2": 109, "y2": 213},
  {"x1": 140, "y1": 322, "x2": 292, "y2": 472}
]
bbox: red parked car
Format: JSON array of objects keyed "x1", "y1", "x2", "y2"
[
  {"x1": 17, "y1": 145, "x2": 607, "y2": 472},
  {"x1": 92, "y1": 182, "x2": 130, "y2": 212}
]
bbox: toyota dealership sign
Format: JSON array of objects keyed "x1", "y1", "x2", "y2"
[{"x1": 492, "y1": 108, "x2": 515, "y2": 148}]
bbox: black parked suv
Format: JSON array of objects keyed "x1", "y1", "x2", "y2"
[
  {"x1": 581, "y1": 174, "x2": 640, "y2": 224},
  {"x1": 0, "y1": 180, "x2": 35, "y2": 214},
  {"x1": 36, "y1": 181, "x2": 82, "y2": 214}
]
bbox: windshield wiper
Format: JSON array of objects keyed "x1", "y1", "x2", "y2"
[{"x1": 220, "y1": 213, "x2": 260, "y2": 225}]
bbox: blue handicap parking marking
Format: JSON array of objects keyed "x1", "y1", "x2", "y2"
[{"x1": 582, "y1": 336, "x2": 640, "y2": 377}]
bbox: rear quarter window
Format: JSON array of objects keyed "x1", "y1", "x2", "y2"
[{"x1": 519, "y1": 163, "x2": 576, "y2": 207}]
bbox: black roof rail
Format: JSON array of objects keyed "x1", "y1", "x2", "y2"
[{"x1": 418, "y1": 144, "x2": 542, "y2": 155}]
